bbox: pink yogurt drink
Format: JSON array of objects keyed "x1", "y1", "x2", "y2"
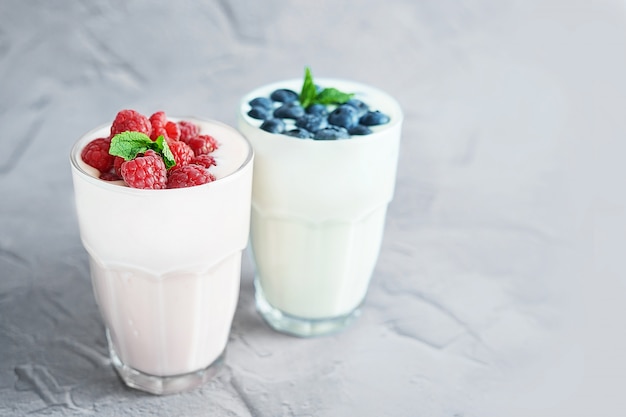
[{"x1": 70, "y1": 116, "x2": 253, "y2": 394}]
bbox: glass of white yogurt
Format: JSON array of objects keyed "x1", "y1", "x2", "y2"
[
  {"x1": 238, "y1": 79, "x2": 403, "y2": 337},
  {"x1": 70, "y1": 117, "x2": 253, "y2": 394}
]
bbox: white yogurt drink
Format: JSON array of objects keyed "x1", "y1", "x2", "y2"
[
  {"x1": 70, "y1": 118, "x2": 253, "y2": 394},
  {"x1": 238, "y1": 79, "x2": 402, "y2": 337}
]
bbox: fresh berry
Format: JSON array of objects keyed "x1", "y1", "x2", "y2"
[
  {"x1": 120, "y1": 150, "x2": 167, "y2": 189},
  {"x1": 345, "y1": 99, "x2": 369, "y2": 117},
  {"x1": 295, "y1": 114, "x2": 327, "y2": 133},
  {"x1": 305, "y1": 103, "x2": 328, "y2": 116},
  {"x1": 285, "y1": 128, "x2": 312, "y2": 139},
  {"x1": 110, "y1": 109, "x2": 152, "y2": 138},
  {"x1": 184, "y1": 134, "x2": 219, "y2": 156},
  {"x1": 248, "y1": 107, "x2": 271, "y2": 120},
  {"x1": 178, "y1": 120, "x2": 200, "y2": 142},
  {"x1": 314, "y1": 126, "x2": 350, "y2": 140},
  {"x1": 270, "y1": 88, "x2": 299, "y2": 103},
  {"x1": 348, "y1": 124, "x2": 373, "y2": 135},
  {"x1": 167, "y1": 164, "x2": 216, "y2": 189},
  {"x1": 249, "y1": 97, "x2": 273, "y2": 110},
  {"x1": 328, "y1": 105, "x2": 359, "y2": 129},
  {"x1": 360, "y1": 110, "x2": 390, "y2": 126},
  {"x1": 149, "y1": 111, "x2": 180, "y2": 141},
  {"x1": 81, "y1": 138, "x2": 114, "y2": 172},
  {"x1": 260, "y1": 118, "x2": 286, "y2": 134},
  {"x1": 167, "y1": 139, "x2": 194, "y2": 168},
  {"x1": 274, "y1": 103, "x2": 305, "y2": 120},
  {"x1": 191, "y1": 154, "x2": 216, "y2": 169}
]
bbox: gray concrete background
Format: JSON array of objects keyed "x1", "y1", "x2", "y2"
[{"x1": 1, "y1": 0, "x2": 625, "y2": 415}]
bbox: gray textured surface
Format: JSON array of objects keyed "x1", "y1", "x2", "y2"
[{"x1": 1, "y1": 0, "x2": 626, "y2": 416}]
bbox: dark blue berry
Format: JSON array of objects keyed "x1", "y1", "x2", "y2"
[
  {"x1": 346, "y1": 99, "x2": 369, "y2": 117},
  {"x1": 360, "y1": 110, "x2": 390, "y2": 126},
  {"x1": 270, "y1": 88, "x2": 299, "y2": 103},
  {"x1": 248, "y1": 106, "x2": 270, "y2": 120},
  {"x1": 348, "y1": 124, "x2": 373, "y2": 135},
  {"x1": 306, "y1": 103, "x2": 328, "y2": 116},
  {"x1": 285, "y1": 128, "x2": 312, "y2": 139},
  {"x1": 249, "y1": 97, "x2": 273, "y2": 110},
  {"x1": 295, "y1": 114, "x2": 328, "y2": 133},
  {"x1": 328, "y1": 104, "x2": 359, "y2": 129},
  {"x1": 314, "y1": 126, "x2": 350, "y2": 140},
  {"x1": 274, "y1": 103, "x2": 305, "y2": 119},
  {"x1": 260, "y1": 118, "x2": 286, "y2": 134}
]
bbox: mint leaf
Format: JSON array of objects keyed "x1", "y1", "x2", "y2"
[
  {"x1": 315, "y1": 87, "x2": 354, "y2": 105},
  {"x1": 109, "y1": 131, "x2": 176, "y2": 170},
  {"x1": 299, "y1": 66, "x2": 317, "y2": 108},
  {"x1": 154, "y1": 135, "x2": 176, "y2": 170},
  {"x1": 298, "y1": 66, "x2": 354, "y2": 107}
]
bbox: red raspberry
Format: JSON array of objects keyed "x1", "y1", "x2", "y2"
[
  {"x1": 167, "y1": 164, "x2": 216, "y2": 189},
  {"x1": 167, "y1": 139, "x2": 194, "y2": 168},
  {"x1": 81, "y1": 138, "x2": 114, "y2": 172},
  {"x1": 190, "y1": 154, "x2": 216, "y2": 169},
  {"x1": 178, "y1": 120, "x2": 200, "y2": 142},
  {"x1": 113, "y1": 156, "x2": 125, "y2": 177},
  {"x1": 110, "y1": 109, "x2": 152, "y2": 138},
  {"x1": 185, "y1": 134, "x2": 219, "y2": 156},
  {"x1": 120, "y1": 150, "x2": 167, "y2": 189},
  {"x1": 149, "y1": 111, "x2": 180, "y2": 141}
]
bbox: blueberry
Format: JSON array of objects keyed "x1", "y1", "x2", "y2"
[
  {"x1": 260, "y1": 118, "x2": 286, "y2": 134},
  {"x1": 306, "y1": 103, "x2": 328, "y2": 116},
  {"x1": 328, "y1": 104, "x2": 359, "y2": 129},
  {"x1": 274, "y1": 103, "x2": 305, "y2": 119},
  {"x1": 348, "y1": 124, "x2": 373, "y2": 135},
  {"x1": 249, "y1": 97, "x2": 273, "y2": 110},
  {"x1": 346, "y1": 99, "x2": 369, "y2": 117},
  {"x1": 248, "y1": 106, "x2": 270, "y2": 120},
  {"x1": 314, "y1": 126, "x2": 350, "y2": 140},
  {"x1": 360, "y1": 110, "x2": 390, "y2": 126},
  {"x1": 285, "y1": 128, "x2": 312, "y2": 139},
  {"x1": 270, "y1": 88, "x2": 299, "y2": 103},
  {"x1": 295, "y1": 114, "x2": 328, "y2": 133}
]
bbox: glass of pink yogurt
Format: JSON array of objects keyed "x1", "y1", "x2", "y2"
[
  {"x1": 238, "y1": 78, "x2": 403, "y2": 337},
  {"x1": 70, "y1": 117, "x2": 253, "y2": 394}
]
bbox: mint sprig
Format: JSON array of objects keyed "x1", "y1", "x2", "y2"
[
  {"x1": 299, "y1": 66, "x2": 354, "y2": 108},
  {"x1": 109, "y1": 131, "x2": 176, "y2": 170}
]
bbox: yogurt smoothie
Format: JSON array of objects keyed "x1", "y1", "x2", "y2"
[
  {"x1": 238, "y1": 78, "x2": 402, "y2": 337},
  {"x1": 70, "y1": 117, "x2": 253, "y2": 394}
]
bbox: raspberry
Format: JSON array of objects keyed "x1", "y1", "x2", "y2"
[
  {"x1": 167, "y1": 139, "x2": 194, "y2": 168},
  {"x1": 110, "y1": 109, "x2": 152, "y2": 138},
  {"x1": 178, "y1": 120, "x2": 199, "y2": 142},
  {"x1": 184, "y1": 134, "x2": 219, "y2": 156},
  {"x1": 190, "y1": 154, "x2": 216, "y2": 169},
  {"x1": 149, "y1": 111, "x2": 180, "y2": 141},
  {"x1": 120, "y1": 150, "x2": 167, "y2": 189},
  {"x1": 81, "y1": 138, "x2": 114, "y2": 172},
  {"x1": 167, "y1": 164, "x2": 216, "y2": 189}
]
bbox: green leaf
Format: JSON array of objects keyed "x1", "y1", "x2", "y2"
[
  {"x1": 109, "y1": 131, "x2": 153, "y2": 161},
  {"x1": 299, "y1": 66, "x2": 317, "y2": 108},
  {"x1": 315, "y1": 87, "x2": 354, "y2": 105},
  {"x1": 109, "y1": 131, "x2": 177, "y2": 170}
]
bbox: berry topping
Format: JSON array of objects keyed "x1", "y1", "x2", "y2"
[
  {"x1": 260, "y1": 118, "x2": 286, "y2": 134},
  {"x1": 328, "y1": 105, "x2": 359, "y2": 129},
  {"x1": 184, "y1": 134, "x2": 219, "y2": 156},
  {"x1": 110, "y1": 109, "x2": 152, "y2": 138},
  {"x1": 305, "y1": 103, "x2": 328, "y2": 116},
  {"x1": 345, "y1": 98, "x2": 369, "y2": 117},
  {"x1": 270, "y1": 88, "x2": 299, "y2": 103},
  {"x1": 274, "y1": 103, "x2": 305, "y2": 120},
  {"x1": 120, "y1": 150, "x2": 167, "y2": 189},
  {"x1": 190, "y1": 154, "x2": 217, "y2": 169},
  {"x1": 177, "y1": 120, "x2": 200, "y2": 142},
  {"x1": 285, "y1": 128, "x2": 312, "y2": 139},
  {"x1": 81, "y1": 138, "x2": 115, "y2": 172},
  {"x1": 249, "y1": 97, "x2": 273, "y2": 110},
  {"x1": 149, "y1": 111, "x2": 180, "y2": 141},
  {"x1": 248, "y1": 106, "x2": 271, "y2": 120},
  {"x1": 295, "y1": 114, "x2": 328, "y2": 133},
  {"x1": 348, "y1": 124, "x2": 373, "y2": 136},
  {"x1": 360, "y1": 110, "x2": 391, "y2": 126},
  {"x1": 314, "y1": 126, "x2": 350, "y2": 140},
  {"x1": 167, "y1": 164, "x2": 216, "y2": 189},
  {"x1": 167, "y1": 139, "x2": 194, "y2": 168}
]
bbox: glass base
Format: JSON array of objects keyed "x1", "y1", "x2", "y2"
[
  {"x1": 106, "y1": 331, "x2": 224, "y2": 395},
  {"x1": 254, "y1": 278, "x2": 361, "y2": 337}
]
